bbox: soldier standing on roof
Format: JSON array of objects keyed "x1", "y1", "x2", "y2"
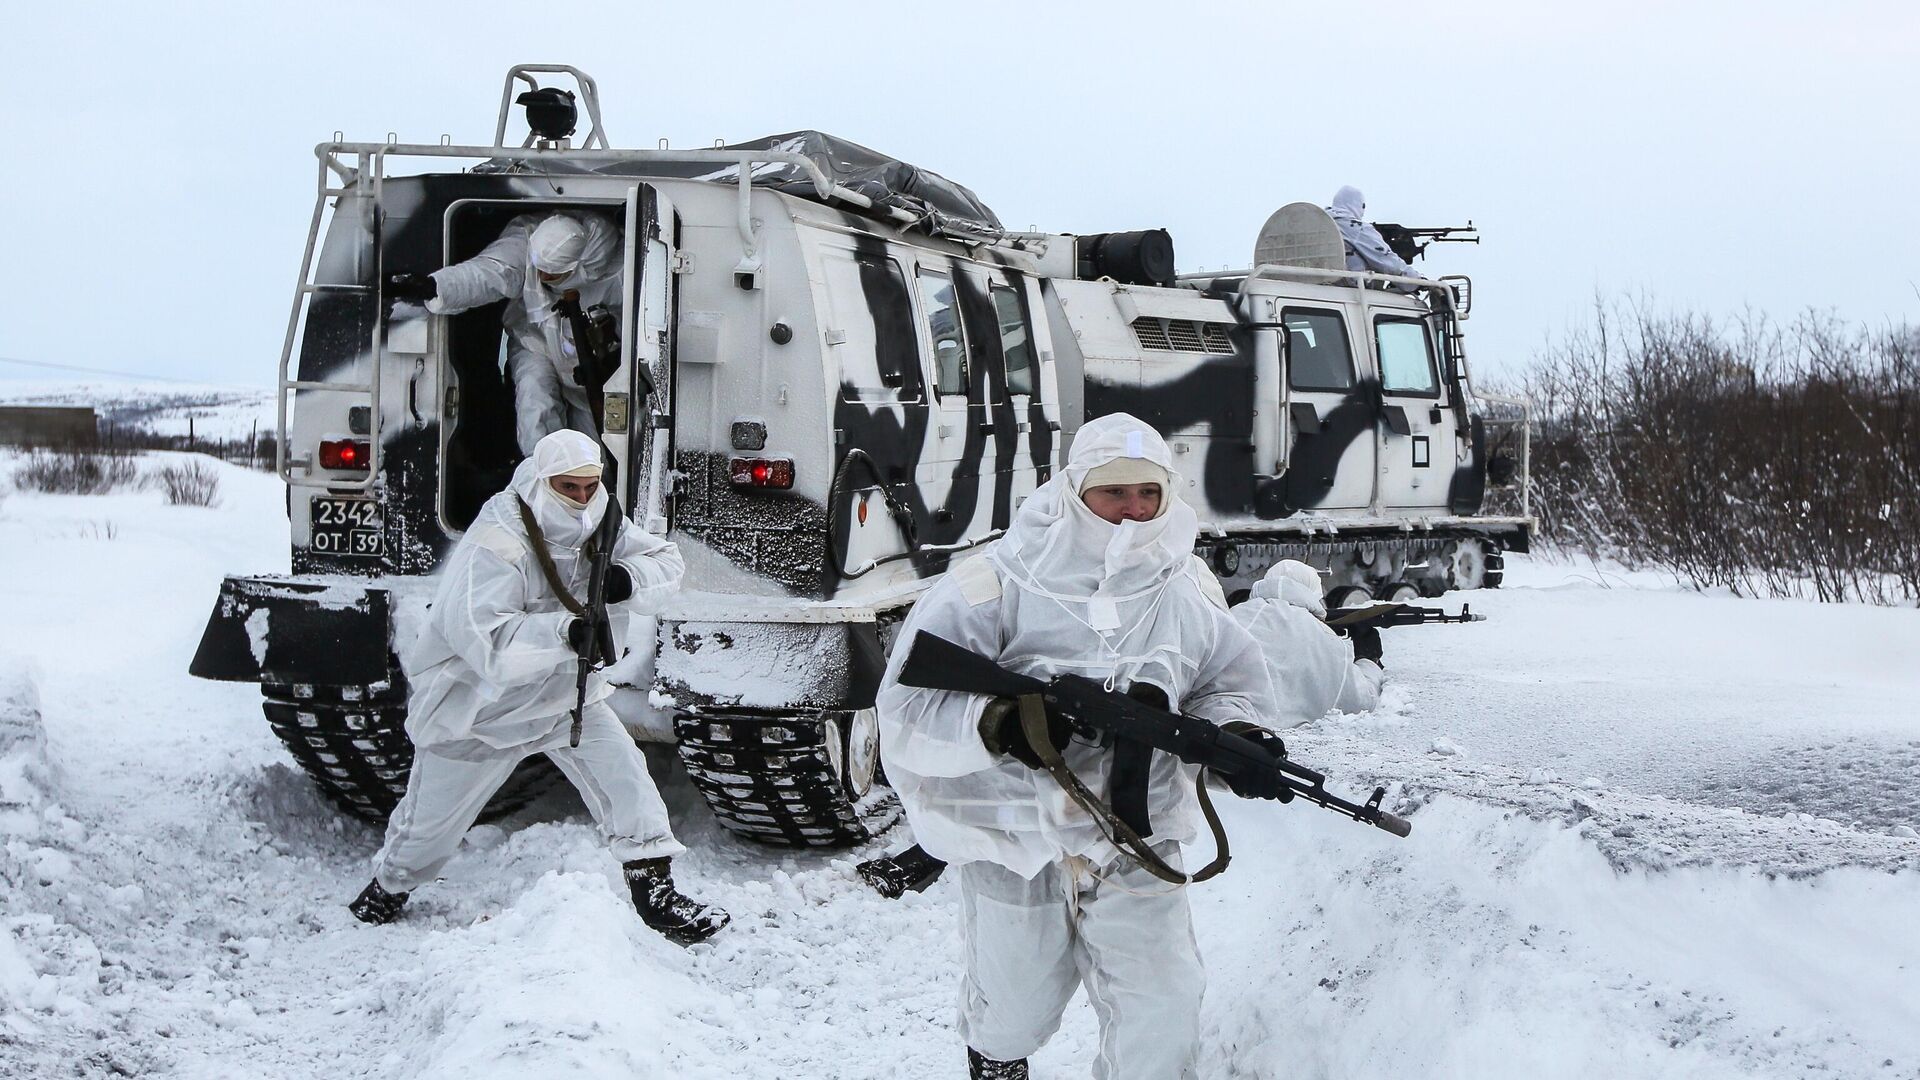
[
  {"x1": 387, "y1": 212, "x2": 622, "y2": 456},
  {"x1": 1327, "y1": 185, "x2": 1429, "y2": 281}
]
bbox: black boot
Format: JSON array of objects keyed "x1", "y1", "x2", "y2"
[
  {"x1": 856, "y1": 843, "x2": 950, "y2": 899},
  {"x1": 623, "y1": 858, "x2": 730, "y2": 946},
  {"x1": 967, "y1": 1047, "x2": 1029, "y2": 1079},
  {"x1": 348, "y1": 878, "x2": 409, "y2": 925}
]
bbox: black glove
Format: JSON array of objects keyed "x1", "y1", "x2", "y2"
[
  {"x1": 1125, "y1": 682, "x2": 1170, "y2": 710},
  {"x1": 979, "y1": 695, "x2": 1070, "y2": 769},
  {"x1": 1347, "y1": 624, "x2": 1384, "y2": 666},
  {"x1": 1220, "y1": 722, "x2": 1295, "y2": 802},
  {"x1": 566, "y1": 612, "x2": 617, "y2": 666},
  {"x1": 386, "y1": 272, "x2": 438, "y2": 302},
  {"x1": 605, "y1": 565, "x2": 634, "y2": 605}
]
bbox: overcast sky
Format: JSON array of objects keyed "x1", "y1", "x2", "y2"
[{"x1": 2, "y1": 1, "x2": 1914, "y2": 389}]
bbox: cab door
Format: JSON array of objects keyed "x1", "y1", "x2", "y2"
[
  {"x1": 1370, "y1": 310, "x2": 1455, "y2": 510},
  {"x1": 1278, "y1": 303, "x2": 1376, "y2": 511},
  {"x1": 619, "y1": 184, "x2": 677, "y2": 533}
]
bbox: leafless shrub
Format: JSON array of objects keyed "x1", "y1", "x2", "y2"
[
  {"x1": 1516, "y1": 298, "x2": 1919, "y2": 604},
  {"x1": 10, "y1": 448, "x2": 140, "y2": 496},
  {"x1": 158, "y1": 460, "x2": 221, "y2": 507}
]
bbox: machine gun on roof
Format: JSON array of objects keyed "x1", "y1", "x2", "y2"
[{"x1": 1373, "y1": 222, "x2": 1479, "y2": 265}]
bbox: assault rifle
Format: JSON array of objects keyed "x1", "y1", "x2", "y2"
[
  {"x1": 555, "y1": 290, "x2": 627, "y2": 749},
  {"x1": 1372, "y1": 222, "x2": 1480, "y2": 265},
  {"x1": 554, "y1": 289, "x2": 626, "y2": 395},
  {"x1": 1323, "y1": 602, "x2": 1485, "y2": 632},
  {"x1": 896, "y1": 631, "x2": 1412, "y2": 838}
]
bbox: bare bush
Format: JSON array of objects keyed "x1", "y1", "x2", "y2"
[
  {"x1": 10, "y1": 448, "x2": 140, "y2": 496},
  {"x1": 158, "y1": 460, "x2": 222, "y2": 507},
  {"x1": 1516, "y1": 299, "x2": 1919, "y2": 604}
]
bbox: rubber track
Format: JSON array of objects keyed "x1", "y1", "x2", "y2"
[
  {"x1": 674, "y1": 712, "x2": 900, "y2": 848},
  {"x1": 262, "y1": 683, "x2": 551, "y2": 824}
]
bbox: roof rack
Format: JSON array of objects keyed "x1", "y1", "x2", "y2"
[{"x1": 1177, "y1": 264, "x2": 1470, "y2": 316}]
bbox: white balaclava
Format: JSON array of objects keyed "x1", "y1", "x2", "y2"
[
  {"x1": 991, "y1": 413, "x2": 1197, "y2": 673},
  {"x1": 508, "y1": 429, "x2": 608, "y2": 547},
  {"x1": 1328, "y1": 185, "x2": 1366, "y2": 223},
  {"x1": 1250, "y1": 559, "x2": 1327, "y2": 617}
]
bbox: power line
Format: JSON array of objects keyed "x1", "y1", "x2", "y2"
[{"x1": 0, "y1": 355, "x2": 266, "y2": 391}]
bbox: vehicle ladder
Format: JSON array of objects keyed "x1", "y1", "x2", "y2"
[{"x1": 274, "y1": 141, "x2": 393, "y2": 495}]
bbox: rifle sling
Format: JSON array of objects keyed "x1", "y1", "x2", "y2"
[
  {"x1": 515, "y1": 496, "x2": 599, "y2": 618},
  {"x1": 1018, "y1": 694, "x2": 1230, "y2": 886}
]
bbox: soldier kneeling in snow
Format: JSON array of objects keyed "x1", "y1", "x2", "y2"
[
  {"x1": 876, "y1": 414, "x2": 1284, "y2": 1079},
  {"x1": 348, "y1": 429, "x2": 728, "y2": 945},
  {"x1": 1231, "y1": 560, "x2": 1385, "y2": 725}
]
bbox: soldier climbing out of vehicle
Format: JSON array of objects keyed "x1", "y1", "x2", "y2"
[
  {"x1": 387, "y1": 211, "x2": 623, "y2": 456},
  {"x1": 875, "y1": 414, "x2": 1290, "y2": 1080},
  {"x1": 348, "y1": 429, "x2": 729, "y2": 946}
]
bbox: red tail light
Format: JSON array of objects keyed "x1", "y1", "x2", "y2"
[
  {"x1": 319, "y1": 439, "x2": 371, "y2": 471},
  {"x1": 728, "y1": 455, "x2": 794, "y2": 490}
]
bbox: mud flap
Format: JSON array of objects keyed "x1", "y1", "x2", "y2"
[
  {"x1": 188, "y1": 576, "x2": 393, "y2": 686},
  {"x1": 1448, "y1": 416, "x2": 1489, "y2": 516}
]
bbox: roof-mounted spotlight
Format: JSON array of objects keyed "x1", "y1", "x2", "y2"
[{"x1": 516, "y1": 87, "x2": 578, "y2": 142}]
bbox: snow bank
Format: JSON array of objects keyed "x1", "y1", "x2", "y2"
[
  {"x1": 0, "y1": 661, "x2": 109, "y2": 1057},
  {"x1": 1195, "y1": 797, "x2": 1920, "y2": 1079},
  {"x1": 378, "y1": 869, "x2": 733, "y2": 1078}
]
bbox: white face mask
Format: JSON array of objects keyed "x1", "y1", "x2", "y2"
[{"x1": 548, "y1": 482, "x2": 592, "y2": 512}]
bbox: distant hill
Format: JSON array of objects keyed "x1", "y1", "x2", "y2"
[{"x1": 0, "y1": 380, "x2": 274, "y2": 442}]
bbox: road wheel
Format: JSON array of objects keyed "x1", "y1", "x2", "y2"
[
  {"x1": 1325, "y1": 584, "x2": 1373, "y2": 611},
  {"x1": 1378, "y1": 581, "x2": 1421, "y2": 603}
]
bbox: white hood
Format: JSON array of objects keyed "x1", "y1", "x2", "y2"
[
  {"x1": 1249, "y1": 559, "x2": 1326, "y2": 617},
  {"x1": 990, "y1": 413, "x2": 1198, "y2": 680},
  {"x1": 509, "y1": 429, "x2": 608, "y2": 548},
  {"x1": 1329, "y1": 185, "x2": 1366, "y2": 222},
  {"x1": 522, "y1": 213, "x2": 622, "y2": 327}
]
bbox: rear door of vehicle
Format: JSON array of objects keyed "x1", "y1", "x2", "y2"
[{"x1": 621, "y1": 185, "x2": 677, "y2": 532}]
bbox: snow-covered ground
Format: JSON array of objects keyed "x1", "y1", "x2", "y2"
[{"x1": 2, "y1": 450, "x2": 1916, "y2": 1079}]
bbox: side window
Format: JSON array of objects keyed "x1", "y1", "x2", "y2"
[
  {"x1": 990, "y1": 283, "x2": 1036, "y2": 397},
  {"x1": 918, "y1": 271, "x2": 967, "y2": 397},
  {"x1": 1376, "y1": 317, "x2": 1439, "y2": 395},
  {"x1": 1283, "y1": 308, "x2": 1354, "y2": 391},
  {"x1": 860, "y1": 254, "x2": 919, "y2": 395}
]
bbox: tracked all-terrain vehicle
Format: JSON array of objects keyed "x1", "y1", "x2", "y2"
[{"x1": 189, "y1": 66, "x2": 1531, "y2": 846}]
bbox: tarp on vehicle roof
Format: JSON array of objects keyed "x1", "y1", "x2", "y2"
[{"x1": 563, "y1": 130, "x2": 1003, "y2": 238}]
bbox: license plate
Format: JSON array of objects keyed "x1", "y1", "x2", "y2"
[{"x1": 310, "y1": 497, "x2": 385, "y2": 558}]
